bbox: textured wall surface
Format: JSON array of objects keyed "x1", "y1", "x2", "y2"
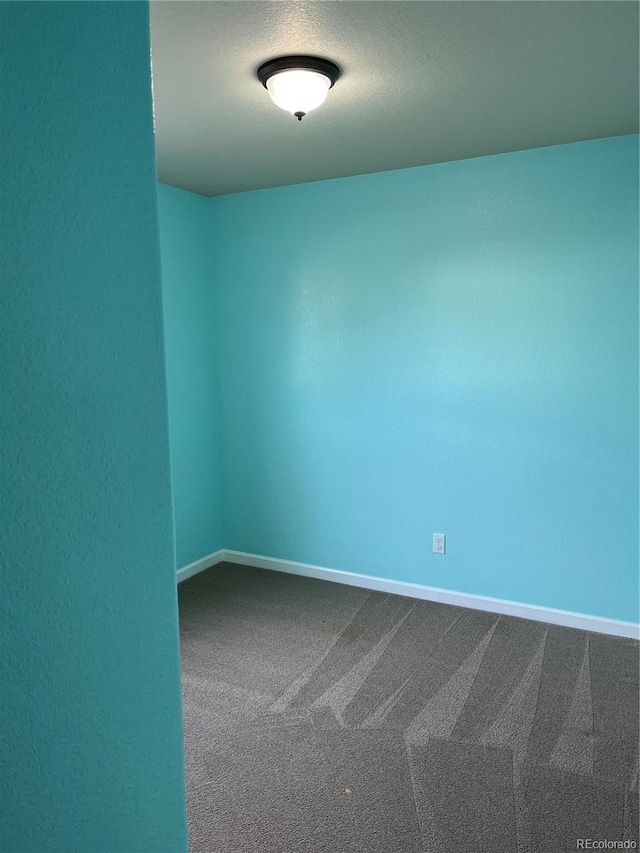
[
  {"x1": 208, "y1": 135, "x2": 638, "y2": 623},
  {"x1": 158, "y1": 185, "x2": 223, "y2": 566},
  {"x1": 0, "y1": 4, "x2": 188, "y2": 851}
]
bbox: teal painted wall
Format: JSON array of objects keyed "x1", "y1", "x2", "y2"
[
  {"x1": 158, "y1": 184, "x2": 223, "y2": 567},
  {"x1": 208, "y1": 135, "x2": 639, "y2": 623},
  {"x1": 0, "y1": 4, "x2": 188, "y2": 852}
]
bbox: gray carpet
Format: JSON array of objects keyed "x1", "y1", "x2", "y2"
[{"x1": 179, "y1": 562, "x2": 639, "y2": 853}]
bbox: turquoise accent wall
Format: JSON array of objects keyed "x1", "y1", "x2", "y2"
[
  {"x1": 158, "y1": 184, "x2": 223, "y2": 566},
  {"x1": 206, "y1": 135, "x2": 639, "y2": 623},
  {"x1": 1, "y1": 4, "x2": 188, "y2": 851}
]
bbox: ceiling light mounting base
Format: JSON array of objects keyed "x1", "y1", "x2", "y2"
[{"x1": 256, "y1": 56, "x2": 341, "y2": 89}]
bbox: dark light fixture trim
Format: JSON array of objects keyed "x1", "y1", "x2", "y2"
[{"x1": 256, "y1": 55, "x2": 341, "y2": 90}]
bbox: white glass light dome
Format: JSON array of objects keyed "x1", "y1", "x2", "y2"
[
  {"x1": 257, "y1": 56, "x2": 341, "y2": 121},
  {"x1": 266, "y1": 69, "x2": 331, "y2": 118}
]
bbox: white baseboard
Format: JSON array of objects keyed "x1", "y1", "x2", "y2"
[
  {"x1": 177, "y1": 548, "x2": 639, "y2": 640},
  {"x1": 176, "y1": 549, "x2": 224, "y2": 583}
]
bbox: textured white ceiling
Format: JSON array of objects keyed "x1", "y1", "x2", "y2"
[{"x1": 150, "y1": 1, "x2": 639, "y2": 197}]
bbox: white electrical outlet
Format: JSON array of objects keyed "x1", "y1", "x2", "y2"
[{"x1": 433, "y1": 533, "x2": 446, "y2": 555}]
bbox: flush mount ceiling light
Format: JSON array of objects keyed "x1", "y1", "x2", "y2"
[{"x1": 256, "y1": 55, "x2": 341, "y2": 121}]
